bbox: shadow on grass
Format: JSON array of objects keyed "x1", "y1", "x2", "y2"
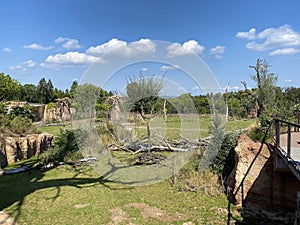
[
  {"x1": 0, "y1": 160, "x2": 142, "y2": 222},
  {"x1": 0, "y1": 154, "x2": 161, "y2": 223}
]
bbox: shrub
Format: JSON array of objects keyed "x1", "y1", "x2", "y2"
[
  {"x1": 47, "y1": 102, "x2": 56, "y2": 109},
  {"x1": 247, "y1": 121, "x2": 273, "y2": 142},
  {"x1": 10, "y1": 106, "x2": 35, "y2": 122},
  {"x1": 39, "y1": 128, "x2": 86, "y2": 164},
  {"x1": 9, "y1": 116, "x2": 37, "y2": 135},
  {"x1": 174, "y1": 152, "x2": 223, "y2": 196},
  {"x1": 210, "y1": 131, "x2": 241, "y2": 179},
  {"x1": 0, "y1": 102, "x2": 5, "y2": 114}
]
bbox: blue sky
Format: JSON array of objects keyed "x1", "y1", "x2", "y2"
[{"x1": 1, "y1": 0, "x2": 300, "y2": 95}]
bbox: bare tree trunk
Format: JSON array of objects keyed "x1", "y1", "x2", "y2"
[
  {"x1": 163, "y1": 98, "x2": 167, "y2": 122},
  {"x1": 147, "y1": 120, "x2": 151, "y2": 152}
]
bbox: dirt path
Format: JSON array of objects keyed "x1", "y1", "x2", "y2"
[{"x1": 0, "y1": 211, "x2": 17, "y2": 225}]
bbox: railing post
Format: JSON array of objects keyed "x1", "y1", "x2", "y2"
[
  {"x1": 287, "y1": 124, "x2": 291, "y2": 158},
  {"x1": 275, "y1": 119, "x2": 280, "y2": 147}
]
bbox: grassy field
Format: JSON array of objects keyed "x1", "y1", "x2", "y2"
[
  {"x1": 38, "y1": 125, "x2": 71, "y2": 136},
  {"x1": 37, "y1": 115, "x2": 255, "y2": 141},
  {"x1": 0, "y1": 115, "x2": 255, "y2": 224},
  {"x1": 0, "y1": 165, "x2": 236, "y2": 225},
  {"x1": 133, "y1": 115, "x2": 255, "y2": 139}
]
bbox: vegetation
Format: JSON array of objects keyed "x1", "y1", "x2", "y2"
[
  {"x1": 1, "y1": 58, "x2": 300, "y2": 224},
  {"x1": 0, "y1": 166, "x2": 235, "y2": 225},
  {"x1": 39, "y1": 129, "x2": 85, "y2": 164}
]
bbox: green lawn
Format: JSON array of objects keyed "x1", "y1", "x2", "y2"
[
  {"x1": 38, "y1": 125, "x2": 71, "y2": 136},
  {"x1": 134, "y1": 115, "x2": 255, "y2": 139},
  {"x1": 1, "y1": 115, "x2": 254, "y2": 224},
  {"x1": 0, "y1": 166, "x2": 234, "y2": 225}
]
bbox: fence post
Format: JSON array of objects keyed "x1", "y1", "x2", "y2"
[
  {"x1": 287, "y1": 124, "x2": 291, "y2": 158},
  {"x1": 275, "y1": 119, "x2": 280, "y2": 147}
]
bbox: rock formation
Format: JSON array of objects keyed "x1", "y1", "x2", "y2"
[
  {"x1": 227, "y1": 134, "x2": 300, "y2": 223},
  {"x1": 0, "y1": 133, "x2": 53, "y2": 168},
  {"x1": 43, "y1": 98, "x2": 73, "y2": 123}
]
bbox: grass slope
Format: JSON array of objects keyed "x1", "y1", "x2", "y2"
[
  {"x1": 0, "y1": 166, "x2": 230, "y2": 225},
  {"x1": 1, "y1": 115, "x2": 252, "y2": 224}
]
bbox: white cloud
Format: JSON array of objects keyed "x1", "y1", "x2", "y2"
[
  {"x1": 86, "y1": 38, "x2": 127, "y2": 56},
  {"x1": 167, "y1": 40, "x2": 204, "y2": 57},
  {"x1": 23, "y1": 59, "x2": 36, "y2": 68},
  {"x1": 129, "y1": 39, "x2": 156, "y2": 54},
  {"x1": 178, "y1": 86, "x2": 186, "y2": 93},
  {"x1": 141, "y1": 67, "x2": 148, "y2": 72},
  {"x1": 209, "y1": 45, "x2": 225, "y2": 59},
  {"x1": 40, "y1": 62, "x2": 61, "y2": 70},
  {"x1": 240, "y1": 25, "x2": 300, "y2": 52},
  {"x1": 43, "y1": 38, "x2": 155, "y2": 69},
  {"x1": 285, "y1": 79, "x2": 292, "y2": 83},
  {"x1": 236, "y1": 28, "x2": 256, "y2": 40},
  {"x1": 9, "y1": 59, "x2": 36, "y2": 71},
  {"x1": 223, "y1": 85, "x2": 240, "y2": 92},
  {"x1": 191, "y1": 86, "x2": 200, "y2": 92},
  {"x1": 23, "y1": 43, "x2": 54, "y2": 50},
  {"x1": 3, "y1": 47, "x2": 12, "y2": 53},
  {"x1": 55, "y1": 37, "x2": 81, "y2": 49},
  {"x1": 160, "y1": 64, "x2": 180, "y2": 71},
  {"x1": 86, "y1": 39, "x2": 125, "y2": 55},
  {"x1": 44, "y1": 51, "x2": 102, "y2": 66},
  {"x1": 86, "y1": 38, "x2": 155, "y2": 57},
  {"x1": 269, "y1": 48, "x2": 300, "y2": 56}
]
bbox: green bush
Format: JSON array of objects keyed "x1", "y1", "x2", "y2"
[
  {"x1": 247, "y1": 122, "x2": 273, "y2": 142},
  {"x1": 9, "y1": 116, "x2": 37, "y2": 135},
  {"x1": 40, "y1": 128, "x2": 86, "y2": 164},
  {"x1": 47, "y1": 102, "x2": 56, "y2": 109},
  {"x1": 210, "y1": 131, "x2": 241, "y2": 178},
  {"x1": 10, "y1": 106, "x2": 35, "y2": 122},
  {"x1": 0, "y1": 102, "x2": 5, "y2": 114}
]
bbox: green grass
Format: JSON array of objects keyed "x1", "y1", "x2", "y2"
[
  {"x1": 0, "y1": 165, "x2": 235, "y2": 225},
  {"x1": 2, "y1": 157, "x2": 38, "y2": 170},
  {"x1": 134, "y1": 115, "x2": 255, "y2": 139},
  {"x1": 38, "y1": 125, "x2": 71, "y2": 136},
  {"x1": 0, "y1": 114, "x2": 253, "y2": 224},
  {"x1": 38, "y1": 115, "x2": 254, "y2": 140}
]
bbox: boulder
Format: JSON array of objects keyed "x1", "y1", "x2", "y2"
[
  {"x1": 227, "y1": 134, "x2": 300, "y2": 223},
  {"x1": 0, "y1": 133, "x2": 53, "y2": 168},
  {"x1": 43, "y1": 98, "x2": 73, "y2": 123}
]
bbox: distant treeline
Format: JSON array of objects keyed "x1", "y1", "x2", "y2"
[
  {"x1": 1, "y1": 72, "x2": 300, "y2": 120},
  {"x1": 0, "y1": 73, "x2": 112, "y2": 104}
]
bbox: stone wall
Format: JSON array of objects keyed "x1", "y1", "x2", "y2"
[
  {"x1": 0, "y1": 133, "x2": 53, "y2": 168},
  {"x1": 227, "y1": 134, "x2": 300, "y2": 222},
  {"x1": 43, "y1": 98, "x2": 73, "y2": 123}
]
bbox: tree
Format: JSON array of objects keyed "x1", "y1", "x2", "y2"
[
  {"x1": 36, "y1": 78, "x2": 48, "y2": 103},
  {"x1": 46, "y1": 79, "x2": 54, "y2": 102},
  {"x1": 250, "y1": 59, "x2": 277, "y2": 120},
  {"x1": 249, "y1": 59, "x2": 278, "y2": 138},
  {"x1": 126, "y1": 75, "x2": 164, "y2": 150},
  {"x1": 0, "y1": 73, "x2": 21, "y2": 101},
  {"x1": 20, "y1": 84, "x2": 38, "y2": 102},
  {"x1": 70, "y1": 80, "x2": 78, "y2": 98},
  {"x1": 73, "y1": 83, "x2": 102, "y2": 119}
]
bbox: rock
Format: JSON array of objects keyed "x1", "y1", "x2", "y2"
[
  {"x1": 0, "y1": 133, "x2": 53, "y2": 168},
  {"x1": 226, "y1": 134, "x2": 300, "y2": 224},
  {"x1": 43, "y1": 98, "x2": 73, "y2": 123}
]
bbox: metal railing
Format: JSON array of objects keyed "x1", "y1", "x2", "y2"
[{"x1": 274, "y1": 118, "x2": 300, "y2": 158}]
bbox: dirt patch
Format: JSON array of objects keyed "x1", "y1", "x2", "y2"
[
  {"x1": 0, "y1": 211, "x2": 18, "y2": 225},
  {"x1": 108, "y1": 207, "x2": 137, "y2": 225},
  {"x1": 125, "y1": 202, "x2": 186, "y2": 223},
  {"x1": 108, "y1": 202, "x2": 186, "y2": 224},
  {"x1": 74, "y1": 203, "x2": 90, "y2": 209}
]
